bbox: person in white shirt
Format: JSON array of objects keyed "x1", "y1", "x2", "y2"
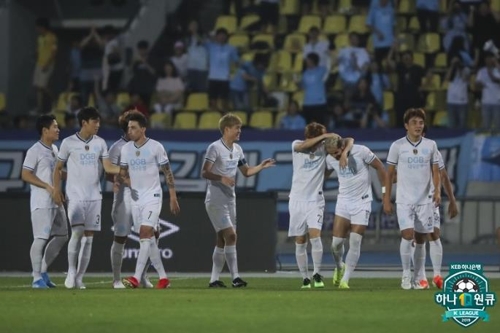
[
  {"x1": 325, "y1": 137, "x2": 387, "y2": 289},
  {"x1": 383, "y1": 108, "x2": 441, "y2": 290},
  {"x1": 22, "y1": 115, "x2": 69, "y2": 289},
  {"x1": 53, "y1": 107, "x2": 120, "y2": 289},
  {"x1": 121, "y1": 112, "x2": 180, "y2": 289},
  {"x1": 445, "y1": 56, "x2": 470, "y2": 129},
  {"x1": 289, "y1": 122, "x2": 353, "y2": 289},
  {"x1": 475, "y1": 52, "x2": 500, "y2": 131},
  {"x1": 202, "y1": 113, "x2": 275, "y2": 288},
  {"x1": 303, "y1": 27, "x2": 331, "y2": 73}
]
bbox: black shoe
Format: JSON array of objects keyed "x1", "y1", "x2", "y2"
[
  {"x1": 312, "y1": 273, "x2": 325, "y2": 288},
  {"x1": 232, "y1": 277, "x2": 248, "y2": 288},
  {"x1": 301, "y1": 278, "x2": 311, "y2": 289},
  {"x1": 208, "y1": 280, "x2": 227, "y2": 288}
]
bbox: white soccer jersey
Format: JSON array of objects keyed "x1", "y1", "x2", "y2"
[
  {"x1": 204, "y1": 139, "x2": 246, "y2": 204},
  {"x1": 120, "y1": 138, "x2": 168, "y2": 205},
  {"x1": 387, "y1": 136, "x2": 440, "y2": 205},
  {"x1": 58, "y1": 133, "x2": 109, "y2": 201},
  {"x1": 289, "y1": 140, "x2": 326, "y2": 201},
  {"x1": 326, "y1": 144, "x2": 376, "y2": 203},
  {"x1": 430, "y1": 150, "x2": 446, "y2": 194},
  {"x1": 23, "y1": 141, "x2": 59, "y2": 211},
  {"x1": 108, "y1": 136, "x2": 132, "y2": 203}
]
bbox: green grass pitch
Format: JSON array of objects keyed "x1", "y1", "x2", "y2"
[{"x1": 0, "y1": 277, "x2": 498, "y2": 333}]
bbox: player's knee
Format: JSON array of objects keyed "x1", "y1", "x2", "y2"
[
  {"x1": 400, "y1": 229, "x2": 413, "y2": 241},
  {"x1": 295, "y1": 235, "x2": 307, "y2": 244},
  {"x1": 71, "y1": 225, "x2": 84, "y2": 239},
  {"x1": 224, "y1": 232, "x2": 237, "y2": 244}
]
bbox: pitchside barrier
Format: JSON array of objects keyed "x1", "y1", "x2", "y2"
[{"x1": 0, "y1": 192, "x2": 277, "y2": 272}]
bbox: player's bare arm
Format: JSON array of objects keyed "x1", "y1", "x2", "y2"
[
  {"x1": 432, "y1": 163, "x2": 441, "y2": 207},
  {"x1": 369, "y1": 157, "x2": 388, "y2": 194},
  {"x1": 339, "y1": 137, "x2": 355, "y2": 169},
  {"x1": 293, "y1": 133, "x2": 339, "y2": 153},
  {"x1": 102, "y1": 158, "x2": 120, "y2": 174},
  {"x1": 160, "y1": 163, "x2": 180, "y2": 215},
  {"x1": 202, "y1": 160, "x2": 235, "y2": 187},
  {"x1": 383, "y1": 164, "x2": 395, "y2": 214},
  {"x1": 440, "y1": 168, "x2": 458, "y2": 218},
  {"x1": 118, "y1": 165, "x2": 131, "y2": 187},
  {"x1": 22, "y1": 168, "x2": 53, "y2": 192},
  {"x1": 52, "y1": 160, "x2": 65, "y2": 205},
  {"x1": 238, "y1": 158, "x2": 276, "y2": 177}
]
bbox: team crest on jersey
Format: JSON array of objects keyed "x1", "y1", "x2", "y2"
[
  {"x1": 413, "y1": 149, "x2": 418, "y2": 155},
  {"x1": 85, "y1": 145, "x2": 89, "y2": 151},
  {"x1": 135, "y1": 150, "x2": 140, "y2": 157}
]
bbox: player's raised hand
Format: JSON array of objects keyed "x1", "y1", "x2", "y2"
[
  {"x1": 260, "y1": 158, "x2": 276, "y2": 169},
  {"x1": 221, "y1": 176, "x2": 235, "y2": 187},
  {"x1": 448, "y1": 200, "x2": 458, "y2": 219},
  {"x1": 170, "y1": 197, "x2": 180, "y2": 215}
]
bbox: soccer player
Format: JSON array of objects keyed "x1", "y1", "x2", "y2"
[
  {"x1": 22, "y1": 115, "x2": 69, "y2": 288},
  {"x1": 202, "y1": 113, "x2": 275, "y2": 288},
  {"x1": 383, "y1": 108, "x2": 441, "y2": 290},
  {"x1": 288, "y1": 122, "x2": 353, "y2": 289},
  {"x1": 121, "y1": 112, "x2": 180, "y2": 289},
  {"x1": 53, "y1": 107, "x2": 120, "y2": 289},
  {"x1": 325, "y1": 136, "x2": 387, "y2": 289}
]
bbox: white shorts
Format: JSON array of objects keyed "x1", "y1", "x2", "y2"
[
  {"x1": 111, "y1": 199, "x2": 133, "y2": 237},
  {"x1": 396, "y1": 203, "x2": 434, "y2": 234},
  {"x1": 433, "y1": 206, "x2": 440, "y2": 229},
  {"x1": 288, "y1": 200, "x2": 325, "y2": 237},
  {"x1": 31, "y1": 206, "x2": 68, "y2": 239},
  {"x1": 131, "y1": 202, "x2": 161, "y2": 231},
  {"x1": 67, "y1": 200, "x2": 102, "y2": 231},
  {"x1": 335, "y1": 200, "x2": 371, "y2": 226},
  {"x1": 205, "y1": 201, "x2": 236, "y2": 232}
]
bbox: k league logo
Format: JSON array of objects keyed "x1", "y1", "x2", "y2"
[{"x1": 435, "y1": 263, "x2": 497, "y2": 328}]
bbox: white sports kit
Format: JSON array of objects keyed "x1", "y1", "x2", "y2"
[
  {"x1": 204, "y1": 139, "x2": 246, "y2": 231},
  {"x1": 58, "y1": 133, "x2": 109, "y2": 231},
  {"x1": 120, "y1": 138, "x2": 168, "y2": 230},
  {"x1": 387, "y1": 137, "x2": 440, "y2": 233},
  {"x1": 288, "y1": 140, "x2": 326, "y2": 237},
  {"x1": 326, "y1": 144, "x2": 376, "y2": 226},
  {"x1": 23, "y1": 141, "x2": 68, "y2": 239}
]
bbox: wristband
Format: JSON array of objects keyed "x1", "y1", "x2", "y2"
[{"x1": 382, "y1": 186, "x2": 386, "y2": 194}]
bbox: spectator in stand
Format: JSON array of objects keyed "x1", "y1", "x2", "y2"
[
  {"x1": 125, "y1": 93, "x2": 149, "y2": 117},
  {"x1": 297, "y1": 53, "x2": 328, "y2": 126},
  {"x1": 154, "y1": 60, "x2": 185, "y2": 116},
  {"x1": 102, "y1": 25, "x2": 124, "y2": 93},
  {"x1": 444, "y1": 54, "x2": 471, "y2": 129},
  {"x1": 366, "y1": 0, "x2": 395, "y2": 66},
  {"x1": 185, "y1": 20, "x2": 208, "y2": 92},
  {"x1": 346, "y1": 77, "x2": 382, "y2": 128},
  {"x1": 367, "y1": 60, "x2": 391, "y2": 111},
  {"x1": 416, "y1": 0, "x2": 440, "y2": 32},
  {"x1": 33, "y1": 18, "x2": 57, "y2": 114},
  {"x1": 127, "y1": 40, "x2": 157, "y2": 107},
  {"x1": 79, "y1": 26, "x2": 104, "y2": 105},
  {"x1": 64, "y1": 113, "x2": 78, "y2": 130},
  {"x1": 468, "y1": 1, "x2": 500, "y2": 67},
  {"x1": 303, "y1": 27, "x2": 331, "y2": 72},
  {"x1": 68, "y1": 40, "x2": 82, "y2": 93},
  {"x1": 66, "y1": 95, "x2": 82, "y2": 115},
  {"x1": 258, "y1": 0, "x2": 279, "y2": 33},
  {"x1": 441, "y1": 1, "x2": 470, "y2": 53},
  {"x1": 171, "y1": 41, "x2": 188, "y2": 80},
  {"x1": 300, "y1": 0, "x2": 332, "y2": 18},
  {"x1": 229, "y1": 53, "x2": 267, "y2": 112},
  {"x1": 205, "y1": 28, "x2": 239, "y2": 111},
  {"x1": 475, "y1": 52, "x2": 500, "y2": 131},
  {"x1": 94, "y1": 77, "x2": 121, "y2": 128},
  {"x1": 280, "y1": 100, "x2": 306, "y2": 130},
  {"x1": 388, "y1": 42, "x2": 425, "y2": 127}
]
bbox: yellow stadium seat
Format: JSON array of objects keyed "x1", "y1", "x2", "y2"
[
  {"x1": 88, "y1": 94, "x2": 96, "y2": 107},
  {"x1": 274, "y1": 111, "x2": 286, "y2": 128},
  {"x1": 280, "y1": 0, "x2": 300, "y2": 15},
  {"x1": 198, "y1": 111, "x2": 222, "y2": 129},
  {"x1": 250, "y1": 111, "x2": 273, "y2": 129},
  {"x1": 425, "y1": 92, "x2": 437, "y2": 110},
  {"x1": 433, "y1": 110, "x2": 448, "y2": 127},
  {"x1": 241, "y1": 52, "x2": 255, "y2": 63},
  {"x1": 292, "y1": 91, "x2": 304, "y2": 107},
  {"x1": 0, "y1": 92, "x2": 5, "y2": 110},
  {"x1": 298, "y1": 15, "x2": 322, "y2": 34},
  {"x1": 413, "y1": 52, "x2": 425, "y2": 68},
  {"x1": 231, "y1": 111, "x2": 248, "y2": 125},
  {"x1": 337, "y1": 0, "x2": 352, "y2": 12},
  {"x1": 116, "y1": 92, "x2": 130, "y2": 108},
  {"x1": 421, "y1": 74, "x2": 442, "y2": 91},
  {"x1": 434, "y1": 52, "x2": 448, "y2": 69},
  {"x1": 440, "y1": 0, "x2": 448, "y2": 12},
  {"x1": 408, "y1": 16, "x2": 420, "y2": 31},
  {"x1": 252, "y1": 34, "x2": 275, "y2": 49},
  {"x1": 274, "y1": 50, "x2": 293, "y2": 72},
  {"x1": 398, "y1": 0, "x2": 415, "y2": 14},
  {"x1": 284, "y1": 33, "x2": 306, "y2": 53},
  {"x1": 229, "y1": 34, "x2": 249, "y2": 50},
  {"x1": 293, "y1": 52, "x2": 304, "y2": 73},
  {"x1": 493, "y1": 0, "x2": 500, "y2": 11},
  {"x1": 279, "y1": 71, "x2": 299, "y2": 92},
  {"x1": 263, "y1": 72, "x2": 278, "y2": 90},
  {"x1": 334, "y1": 33, "x2": 349, "y2": 49},
  {"x1": 53, "y1": 111, "x2": 66, "y2": 128},
  {"x1": 383, "y1": 91, "x2": 394, "y2": 111},
  {"x1": 396, "y1": 16, "x2": 407, "y2": 32},
  {"x1": 149, "y1": 113, "x2": 172, "y2": 129},
  {"x1": 174, "y1": 112, "x2": 197, "y2": 129},
  {"x1": 214, "y1": 15, "x2": 237, "y2": 34},
  {"x1": 348, "y1": 15, "x2": 368, "y2": 34},
  {"x1": 323, "y1": 15, "x2": 347, "y2": 35},
  {"x1": 418, "y1": 33, "x2": 440, "y2": 53},
  {"x1": 239, "y1": 14, "x2": 260, "y2": 30},
  {"x1": 185, "y1": 93, "x2": 209, "y2": 111},
  {"x1": 397, "y1": 33, "x2": 415, "y2": 51}
]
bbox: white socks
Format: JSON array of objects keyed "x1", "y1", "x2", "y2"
[
  {"x1": 331, "y1": 236, "x2": 345, "y2": 269},
  {"x1": 310, "y1": 237, "x2": 323, "y2": 276},
  {"x1": 400, "y1": 238, "x2": 413, "y2": 273},
  {"x1": 30, "y1": 238, "x2": 47, "y2": 281},
  {"x1": 295, "y1": 243, "x2": 308, "y2": 279},
  {"x1": 76, "y1": 236, "x2": 93, "y2": 281},
  {"x1": 224, "y1": 245, "x2": 239, "y2": 280},
  {"x1": 429, "y1": 239, "x2": 443, "y2": 277},
  {"x1": 133, "y1": 238, "x2": 150, "y2": 280},
  {"x1": 149, "y1": 237, "x2": 167, "y2": 279},
  {"x1": 111, "y1": 241, "x2": 125, "y2": 281},
  {"x1": 343, "y1": 233, "x2": 363, "y2": 283},
  {"x1": 413, "y1": 243, "x2": 426, "y2": 281},
  {"x1": 67, "y1": 226, "x2": 84, "y2": 275},
  {"x1": 210, "y1": 247, "x2": 225, "y2": 283},
  {"x1": 41, "y1": 235, "x2": 68, "y2": 273}
]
